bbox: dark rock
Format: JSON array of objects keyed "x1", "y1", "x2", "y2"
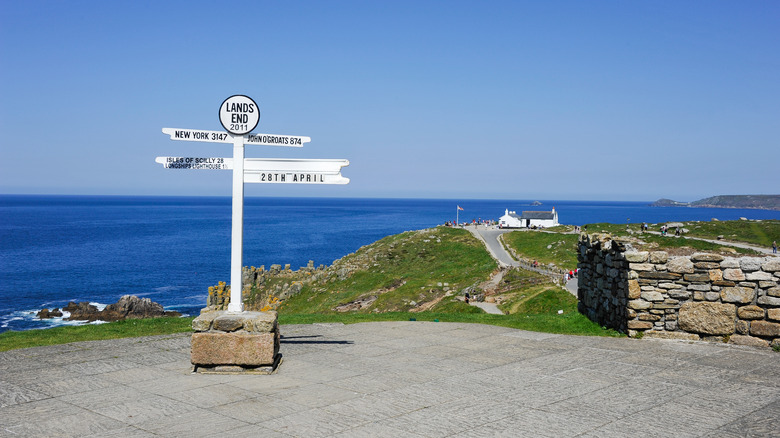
[
  {"x1": 65, "y1": 295, "x2": 180, "y2": 322},
  {"x1": 36, "y1": 308, "x2": 62, "y2": 319},
  {"x1": 64, "y1": 302, "x2": 101, "y2": 321}
]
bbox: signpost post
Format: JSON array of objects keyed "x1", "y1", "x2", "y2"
[{"x1": 158, "y1": 95, "x2": 349, "y2": 314}]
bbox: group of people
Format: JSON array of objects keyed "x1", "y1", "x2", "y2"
[
  {"x1": 659, "y1": 225, "x2": 681, "y2": 236},
  {"x1": 444, "y1": 219, "x2": 496, "y2": 227},
  {"x1": 564, "y1": 269, "x2": 578, "y2": 282}
]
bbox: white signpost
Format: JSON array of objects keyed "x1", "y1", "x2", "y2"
[{"x1": 159, "y1": 96, "x2": 349, "y2": 313}]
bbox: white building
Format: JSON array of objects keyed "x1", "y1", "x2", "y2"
[{"x1": 499, "y1": 208, "x2": 559, "y2": 228}]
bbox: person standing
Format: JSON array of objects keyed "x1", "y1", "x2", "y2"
[{"x1": 773, "y1": 241, "x2": 777, "y2": 254}]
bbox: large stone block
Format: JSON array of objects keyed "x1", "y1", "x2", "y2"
[
  {"x1": 720, "y1": 286, "x2": 755, "y2": 304},
  {"x1": 658, "y1": 282, "x2": 682, "y2": 289},
  {"x1": 728, "y1": 335, "x2": 769, "y2": 348},
  {"x1": 768, "y1": 287, "x2": 780, "y2": 298},
  {"x1": 762, "y1": 259, "x2": 780, "y2": 272},
  {"x1": 720, "y1": 257, "x2": 740, "y2": 269},
  {"x1": 666, "y1": 258, "x2": 694, "y2": 274},
  {"x1": 627, "y1": 320, "x2": 653, "y2": 330},
  {"x1": 691, "y1": 253, "x2": 724, "y2": 263},
  {"x1": 684, "y1": 273, "x2": 711, "y2": 283},
  {"x1": 694, "y1": 262, "x2": 720, "y2": 270},
  {"x1": 244, "y1": 311, "x2": 278, "y2": 333},
  {"x1": 750, "y1": 321, "x2": 780, "y2": 338},
  {"x1": 628, "y1": 280, "x2": 641, "y2": 299},
  {"x1": 630, "y1": 263, "x2": 654, "y2": 272},
  {"x1": 768, "y1": 308, "x2": 780, "y2": 321},
  {"x1": 678, "y1": 302, "x2": 735, "y2": 335},
  {"x1": 191, "y1": 332, "x2": 279, "y2": 366},
  {"x1": 713, "y1": 280, "x2": 736, "y2": 287},
  {"x1": 640, "y1": 291, "x2": 664, "y2": 302},
  {"x1": 740, "y1": 258, "x2": 762, "y2": 272},
  {"x1": 192, "y1": 311, "x2": 219, "y2": 331},
  {"x1": 745, "y1": 271, "x2": 773, "y2": 281},
  {"x1": 639, "y1": 272, "x2": 681, "y2": 280},
  {"x1": 668, "y1": 290, "x2": 692, "y2": 300},
  {"x1": 624, "y1": 251, "x2": 648, "y2": 263},
  {"x1": 212, "y1": 314, "x2": 246, "y2": 332},
  {"x1": 722, "y1": 269, "x2": 745, "y2": 281},
  {"x1": 628, "y1": 299, "x2": 652, "y2": 310},
  {"x1": 757, "y1": 296, "x2": 780, "y2": 306},
  {"x1": 649, "y1": 251, "x2": 668, "y2": 264},
  {"x1": 737, "y1": 305, "x2": 764, "y2": 320},
  {"x1": 707, "y1": 270, "x2": 723, "y2": 282}
]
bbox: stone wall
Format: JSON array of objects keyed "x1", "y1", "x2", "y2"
[{"x1": 578, "y1": 233, "x2": 780, "y2": 349}]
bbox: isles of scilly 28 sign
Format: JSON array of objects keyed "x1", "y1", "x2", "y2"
[{"x1": 219, "y1": 95, "x2": 260, "y2": 135}]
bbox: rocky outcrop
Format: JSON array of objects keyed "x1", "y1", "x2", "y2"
[
  {"x1": 38, "y1": 295, "x2": 180, "y2": 322},
  {"x1": 36, "y1": 308, "x2": 63, "y2": 319},
  {"x1": 652, "y1": 195, "x2": 780, "y2": 211}
]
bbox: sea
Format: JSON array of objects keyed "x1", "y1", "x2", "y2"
[{"x1": 2, "y1": 194, "x2": 779, "y2": 333}]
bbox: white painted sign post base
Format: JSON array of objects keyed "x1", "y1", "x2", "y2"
[{"x1": 158, "y1": 97, "x2": 348, "y2": 313}]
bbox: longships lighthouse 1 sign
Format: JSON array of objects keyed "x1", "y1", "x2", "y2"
[{"x1": 157, "y1": 95, "x2": 350, "y2": 312}]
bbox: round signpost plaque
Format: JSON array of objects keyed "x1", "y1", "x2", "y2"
[{"x1": 219, "y1": 95, "x2": 260, "y2": 136}]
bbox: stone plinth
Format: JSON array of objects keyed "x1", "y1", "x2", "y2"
[{"x1": 191, "y1": 310, "x2": 281, "y2": 374}]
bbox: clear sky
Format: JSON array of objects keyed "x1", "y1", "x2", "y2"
[{"x1": 1, "y1": 1, "x2": 778, "y2": 201}]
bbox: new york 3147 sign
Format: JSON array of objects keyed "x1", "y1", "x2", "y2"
[{"x1": 157, "y1": 95, "x2": 350, "y2": 312}]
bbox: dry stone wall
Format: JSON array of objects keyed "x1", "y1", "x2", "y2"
[{"x1": 578, "y1": 233, "x2": 780, "y2": 349}]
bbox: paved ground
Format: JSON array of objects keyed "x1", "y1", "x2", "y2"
[
  {"x1": 1, "y1": 322, "x2": 778, "y2": 437},
  {"x1": 468, "y1": 302, "x2": 503, "y2": 315}
]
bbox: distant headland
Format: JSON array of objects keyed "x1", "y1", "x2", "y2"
[{"x1": 652, "y1": 195, "x2": 780, "y2": 211}]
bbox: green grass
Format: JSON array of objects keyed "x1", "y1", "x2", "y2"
[
  {"x1": 282, "y1": 311, "x2": 618, "y2": 337},
  {"x1": 583, "y1": 221, "x2": 764, "y2": 254},
  {"x1": 585, "y1": 220, "x2": 780, "y2": 249},
  {"x1": 279, "y1": 285, "x2": 617, "y2": 336},
  {"x1": 279, "y1": 227, "x2": 497, "y2": 314},
  {"x1": 681, "y1": 219, "x2": 780, "y2": 247},
  {"x1": 0, "y1": 317, "x2": 194, "y2": 352},
  {"x1": 502, "y1": 231, "x2": 579, "y2": 270},
  {"x1": 639, "y1": 234, "x2": 756, "y2": 254}
]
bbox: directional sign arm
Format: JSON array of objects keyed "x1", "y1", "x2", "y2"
[
  {"x1": 162, "y1": 128, "x2": 310, "y2": 147},
  {"x1": 155, "y1": 156, "x2": 231, "y2": 169},
  {"x1": 162, "y1": 128, "x2": 234, "y2": 143},
  {"x1": 155, "y1": 157, "x2": 350, "y2": 184},
  {"x1": 243, "y1": 158, "x2": 349, "y2": 184},
  {"x1": 244, "y1": 133, "x2": 310, "y2": 147}
]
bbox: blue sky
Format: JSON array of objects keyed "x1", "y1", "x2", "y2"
[{"x1": 1, "y1": 1, "x2": 777, "y2": 201}]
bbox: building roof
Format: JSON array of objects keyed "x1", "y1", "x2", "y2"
[{"x1": 521, "y1": 211, "x2": 555, "y2": 220}]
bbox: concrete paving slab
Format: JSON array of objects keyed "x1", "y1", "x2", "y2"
[{"x1": 1, "y1": 321, "x2": 778, "y2": 437}]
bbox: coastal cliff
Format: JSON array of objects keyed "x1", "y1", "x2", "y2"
[{"x1": 652, "y1": 195, "x2": 780, "y2": 211}]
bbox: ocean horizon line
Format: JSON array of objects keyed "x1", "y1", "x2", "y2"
[{"x1": 1, "y1": 193, "x2": 659, "y2": 204}]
